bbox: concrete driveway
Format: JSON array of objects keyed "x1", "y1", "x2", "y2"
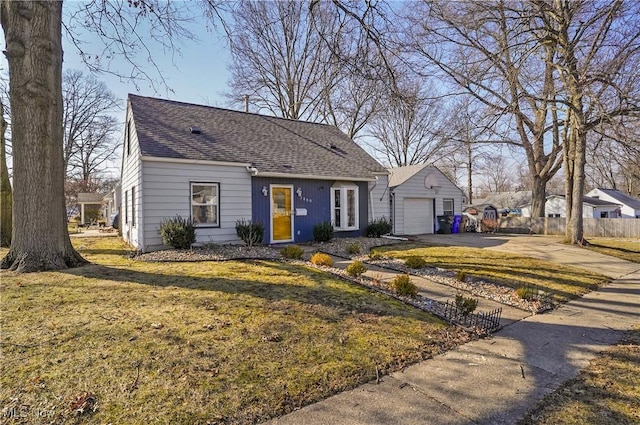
[{"x1": 415, "y1": 233, "x2": 640, "y2": 279}]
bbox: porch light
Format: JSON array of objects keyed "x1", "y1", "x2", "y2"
[
  {"x1": 262, "y1": 186, "x2": 268, "y2": 197},
  {"x1": 296, "y1": 187, "x2": 303, "y2": 198}
]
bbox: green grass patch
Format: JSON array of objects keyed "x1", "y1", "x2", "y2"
[
  {"x1": 585, "y1": 238, "x2": 640, "y2": 263},
  {"x1": 0, "y1": 237, "x2": 464, "y2": 424},
  {"x1": 371, "y1": 243, "x2": 608, "y2": 302},
  {"x1": 518, "y1": 326, "x2": 640, "y2": 425}
]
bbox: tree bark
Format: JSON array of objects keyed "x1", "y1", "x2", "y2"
[
  {"x1": 0, "y1": 100, "x2": 10, "y2": 247},
  {"x1": 0, "y1": 1, "x2": 86, "y2": 272}
]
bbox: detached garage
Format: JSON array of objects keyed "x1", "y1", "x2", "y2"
[{"x1": 388, "y1": 164, "x2": 464, "y2": 235}]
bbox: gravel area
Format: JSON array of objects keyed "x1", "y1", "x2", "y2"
[{"x1": 135, "y1": 236, "x2": 554, "y2": 317}]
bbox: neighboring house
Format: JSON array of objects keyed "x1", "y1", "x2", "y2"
[
  {"x1": 120, "y1": 95, "x2": 388, "y2": 252},
  {"x1": 387, "y1": 164, "x2": 463, "y2": 235},
  {"x1": 102, "y1": 185, "x2": 121, "y2": 226},
  {"x1": 522, "y1": 194, "x2": 621, "y2": 218},
  {"x1": 475, "y1": 191, "x2": 532, "y2": 216},
  {"x1": 76, "y1": 192, "x2": 104, "y2": 225},
  {"x1": 586, "y1": 188, "x2": 640, "y2": 218}
]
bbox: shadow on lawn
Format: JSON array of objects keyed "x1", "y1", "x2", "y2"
[{"x1": 60, "y1": 260, "x2": 439, "y2": 323}]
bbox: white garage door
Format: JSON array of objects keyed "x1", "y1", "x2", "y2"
[{"x1": 403, "y1": 198, "x2": 433, "y2": 235}]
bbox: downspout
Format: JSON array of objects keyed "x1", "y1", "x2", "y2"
[{"x1": 368, "y1": 176, "x2": 378, "y2": 221}]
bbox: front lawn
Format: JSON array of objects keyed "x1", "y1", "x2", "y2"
[
  {"x1": 518, "y1": 326, "x2": 640, "y2": 425},
  {"x1": 0, "y1": 238, "x2": 465, "y2": 424},
  {"x1": 585, "y1": 238, "x2": 640, "y2": 263},
  {"x1": 370, "y1": 243, "x2": 608, "y2": 302}
]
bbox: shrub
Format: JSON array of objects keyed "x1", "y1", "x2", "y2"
[
  {"x1": 369, "y1": 251, "x2": 383, "y2": 260},
  {"x1": 346, "y1": 261, "x2": 367, "y2": 277},
  {"x1": 346, "y1": 243, "x2": 361, "y2": 255},
  {"x1": 235, "y1": 219, "x2": 264, "y2": 246},
  {"x1": 405, "y1": 256, "x2": 427, "y2": 269},
  {"x1": 455, "y1": 271, "x2": 467, "y2": 282},
  {"x1": 366, "y1": 217, "x2": 392, "y2": 238},
  {"x1": 281, "y1": 245, "x2": 304, "y2": 260},
  {"x1": 159, "y1": 215, "x2": 196, "y2": 249},
  {"x1": 455, "y1": 294, "x2": 478, "y2": 316},
  {"x1": 310, "y1": 252, "x2": 333, "y2": 267},
  {"x1": 515, "y1": 286, "x2": 535, "y2": 300},
  {"x1": 390, "y1": 274, "x2": 418, "y2": 297},
  {"x1": 313, "y1": 221, "x2": 334, "y2": 242}
]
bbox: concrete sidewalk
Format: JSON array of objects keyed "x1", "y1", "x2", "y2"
[{"x1": 266, "y1": 237, "x2": 640, "y2": 425}]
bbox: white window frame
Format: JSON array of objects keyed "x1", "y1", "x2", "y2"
[
  {"x1": 191, "y1": 182, "x2": 220, "y2": 227},
  {"x1": 331, "y1": 183, "x2": 359, "y2": 231},
  {"x1": 443, "y1": 198, "x2": 454, "y2": 216}
]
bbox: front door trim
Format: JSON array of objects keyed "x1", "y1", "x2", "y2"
[{"x1": 269, "y1": 184, "x2": 294, "y2": 244}]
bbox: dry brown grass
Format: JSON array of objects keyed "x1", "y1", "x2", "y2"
[
  {"x1": 371, "y1": 243, "x2": 609, "y2": 302},
  {"x1": 0, "y1": 237, "x2": 466, "y2": 424},
  {"x1": 518, "y1": 326, "x2": 640, "y2": 425},
  {"x1": 586, "y1": 238, "x2": 640, "y2": 263}
]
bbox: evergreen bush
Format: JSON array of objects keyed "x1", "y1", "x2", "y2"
[
  {"x1": 313, "y1": 221, "x2": 334, "y2": 242},
  {"x1": 158, "y1": 215, "x2": 196, "y2": 249}
]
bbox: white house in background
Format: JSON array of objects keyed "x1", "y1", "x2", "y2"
[
  {"x1": 387, "y1": 164, "x2": 464, "y2": 235},
  {"x1": 586, "y1": 188, "x2": 640, "y2": 218},
  {"x1": 76, "y1": 193, "x2": 104, "y2": 225},
  {"x1": 522, "y1": 194, "x2": 621, "y2": 218}
]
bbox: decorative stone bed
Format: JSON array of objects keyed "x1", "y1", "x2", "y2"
[{"x1": 136, "y1": 237, "x2": 555, "y2": 316}]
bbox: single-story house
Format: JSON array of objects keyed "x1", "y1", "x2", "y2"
[
  {"x1": 120, "y1": 95, "x2": 389, "y2": 252},
  {"x1": 387, "y1": 164, "x2": 463, "y2": 235},
  {"x1": 522, "y1": 194, "x2": 621, "y2": 218},
  {"x1": 586, "y1": 188, "x2": 640, "y2": 218},
  {"x1": 102, "y1": 185, "x2": 121, "y2": 226},
  {"x1": 475, "y1": 191, "x2": 533, "y2": 217}
]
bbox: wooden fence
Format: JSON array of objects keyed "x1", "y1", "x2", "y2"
[{"x1": 497, "y1": 217, "x2": 640, "y2": 238}]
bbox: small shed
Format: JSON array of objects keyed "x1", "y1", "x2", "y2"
[
  {"x1": 388, "y1": 164, "x2": 464, "y2": 235},
  {"x1": 463, "y1": 204, "x2": 498, "y2": 232}
]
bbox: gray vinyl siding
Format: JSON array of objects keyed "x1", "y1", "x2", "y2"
[
  {"x1": 368, "y1": 174, "x2": 390, "y2": 222},
  {"x1": 120, "y1": 105, "x2": 143, "y2": 249},
  {"x1": 391, "y1": 167, "x2": 463, "y2": 235},
  {"x1": 141, "y1": 161, "x2": 251, "y2": 252}
]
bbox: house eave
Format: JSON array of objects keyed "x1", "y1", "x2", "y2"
[
  {"x1": 256, "y1": 171, "x2": 377, "y2": 182},
  {"x1": 140, "y1": 155, "x2": 251, "y2": 168}
]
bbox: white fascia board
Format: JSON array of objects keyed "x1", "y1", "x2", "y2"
[
  {"x1": 256, "y1": 171, "x2": 376, "y2": 182},
  {"x1": 140, "y1": 155, "x2": 251, "y2": 168}
]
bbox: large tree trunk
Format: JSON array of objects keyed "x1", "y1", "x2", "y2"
[
  {"x1": 0, "y1": 1, "x2": 86, "y2": 272},
  {"x1": 0, "y1": 100, "x2": 10, "y2": 247},
  {"x1": 529, "y1": 175, "x2": 547, "y2": 217}
]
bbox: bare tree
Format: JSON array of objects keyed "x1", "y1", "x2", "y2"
[
  {"x1": 478, "y1": 153, "x2": 513, "y2": 193},
  {"x1": 404, "y1": 0, "x2": 564, "y2": 217},
  {"x1": 225, "y1": 0, "x2": 328, "y2": 120},
  {"x1": 0, "y1": 1, "x2": 86, "y2": 271},
  {"x1": 534, "y1": 0, "x2": 640, "y2": 243},
  {"x1": 62, "y1": 69, "x2": 120, "y2": 177},
  {"x1": 367, "y1": 79, "x2": 452, "y2": 166},
  {"x1": 0, "y1": 96, "x2": 10, "y2": 246},
  {"x1": 0, "y1": 0, "x2": 198, "y2": 272}
]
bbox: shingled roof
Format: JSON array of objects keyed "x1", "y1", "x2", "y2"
[{"x1": 129, "y1": 95, "x2": 387, "y2": 180}]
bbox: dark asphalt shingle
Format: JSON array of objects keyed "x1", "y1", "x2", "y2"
[{"x1": 129, "y1": 95, "x2": 386, "y2": 179}]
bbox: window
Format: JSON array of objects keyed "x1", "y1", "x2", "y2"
[
  {"x1": 331, "y1": 184, "x2": 359, "y2": 230},
  {"x1": 124, "y1": 190, "x2": 128, "y2": 224},
  {"x1": 131, "y1": 186, "x2": 136, "y2": 227},
  {"x1": 443, "y1": 199, "x2": 454, "y2": 216},
  {"x1": 600, "y1": 211, "x2": 608, "y2": 218},
  {"x1": 191, "y1": 183, "x2": 219, "y2": 226}
]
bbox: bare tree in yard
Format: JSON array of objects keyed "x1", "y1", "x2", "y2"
[
  {"x1": 404, "y1": 0, "x2": 564, "y2": 217},
  {"x1": 0, "y1": 1, "x2": 85, "y2": 271},
  {"x1": 368, "y1": 79, "x2": 452, "y2": 167},
  {"x1": 534, "y1": 0, "x2": 640, "y2": 244},
  {"x1": 0, "y1": 97, "x2": 10, "y2": 246},
  {"x1": 0, "y1": 0, "x2": 197, "y2": 272},
  {"x1": 225, "y1": 0, "x2": 329, "y2": 120},
  {"x1": 62, "y1": 69, "x2": 120, "y2": 177}
]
